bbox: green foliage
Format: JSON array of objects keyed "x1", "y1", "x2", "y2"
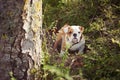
[
  {"x1": 9, "y1": 72, "x2": 16, "y2": 80},
  {"x1": 43, "y1": 65, "x2": 73, "y2": 80},
  {"x1": 112, "y1": 38, "x2": 120, "y2": 47},
  {"x1": 42, "y1": 39, "x2": 73, "y2": 80},
  {"x1": 82, "y1": 53, "x2": 120, "y2": 80},
  {"x1": 43, "y1": 0, "x2": 120, "y2": 80},
  {"x1": 43, "y1": 0, "x2": 98, "y2": 28}
]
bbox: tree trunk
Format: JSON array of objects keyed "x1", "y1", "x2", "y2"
[
  {"x1": 0, "y1": 0, "x2": 42, "y2": 80},
  {"x1": 22, "y1": 0, "x2": 42, "y2": 79}
]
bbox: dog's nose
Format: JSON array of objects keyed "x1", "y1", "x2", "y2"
[{"x1": 73, "y1": 33, "x2": 77, "y2": 37}]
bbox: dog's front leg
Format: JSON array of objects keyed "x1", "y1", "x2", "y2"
[{"x1": 60, "y1": 35, "x2": 68, "y2": 55}]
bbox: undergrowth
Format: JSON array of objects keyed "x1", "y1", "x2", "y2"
[{"x1": 41, "y1": 0, "x2": 120, "y2": 80}]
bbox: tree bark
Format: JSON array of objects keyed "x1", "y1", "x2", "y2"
[
  {"x1": 22, "y1": 0, "x2": 42, "y2": 79},
  {"x1": 0, "y1": 0, "x2": 42, "y2": 80}
]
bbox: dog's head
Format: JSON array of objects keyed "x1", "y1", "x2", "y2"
[{"x1": 62, "y1": 24, "x2": 84, "y2": 45}]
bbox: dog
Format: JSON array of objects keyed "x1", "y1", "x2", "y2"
[{"x1": 53, "y1": 24, "x2": 85, "y2": 54}]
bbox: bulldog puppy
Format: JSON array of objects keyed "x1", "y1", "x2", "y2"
[{"x1": 53, "y1": 24, "x2": 85, "y2": 54}]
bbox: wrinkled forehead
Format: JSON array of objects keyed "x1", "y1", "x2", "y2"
[{"x1": 71, "y1": 26, "x2": 80, "y2": 32}]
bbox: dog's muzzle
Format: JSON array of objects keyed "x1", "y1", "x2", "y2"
[{"x1": 72, "y1": 38, "x2": 78, "y2": 44}]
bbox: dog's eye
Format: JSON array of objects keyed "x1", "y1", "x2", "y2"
[{"x1": 78, "y1": 32, "x2": 80, "y2": 34}]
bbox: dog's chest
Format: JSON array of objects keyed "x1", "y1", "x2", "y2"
[{"x1": 68, "y1": 38, "x2": 85, "y2": 53}]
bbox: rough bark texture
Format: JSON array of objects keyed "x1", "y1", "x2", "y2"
[
  {"x1": 0, "y1": 0, "x2": 42, "y2": 80},
  {"x1": 22, "y1": 0, "x2": 42, "y2": 79}
]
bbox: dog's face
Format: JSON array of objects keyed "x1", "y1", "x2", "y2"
[{"x1": 63, "y1": 25, "x2": 84, "y2": 45}]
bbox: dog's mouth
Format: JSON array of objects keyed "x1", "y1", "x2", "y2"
[{"x1": 72, "y1": 38, "x2": 78, "y2": 44}]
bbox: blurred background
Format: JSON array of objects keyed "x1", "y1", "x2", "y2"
[{"x1": 42, "y1": 0, "x2": 120, "y2": 80}]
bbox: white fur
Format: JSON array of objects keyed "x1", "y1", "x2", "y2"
[
  {"x1": 63, "y1": 27, "x2": 69, "y2": 33},
  {"x1": 62, "y1": 25, "x2": 85, "y2": 54},
  {"x1": 69, "y1": 36, "x2": 85, "y2": 53}
]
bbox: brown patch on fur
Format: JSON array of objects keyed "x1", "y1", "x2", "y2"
[
  {"x1": 79, "y1": 26, "x2": 84, "y2": 33},
  {"x1": 53, "y1": 24, "x2": 70, "y2": 51},
  {"x1": 67, "y1": 27, "x2": 73, "y2": 37}
]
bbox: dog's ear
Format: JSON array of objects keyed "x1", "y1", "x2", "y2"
[
  {"x1": 62, "y1": 24, "x2": 70, "y2": 33},
  {"x1": 79, "y1": 26, "x2": 84, "y2": 32},
  {"x1": 58, "y1": 24, "x2": 70, "y2": 35}
]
